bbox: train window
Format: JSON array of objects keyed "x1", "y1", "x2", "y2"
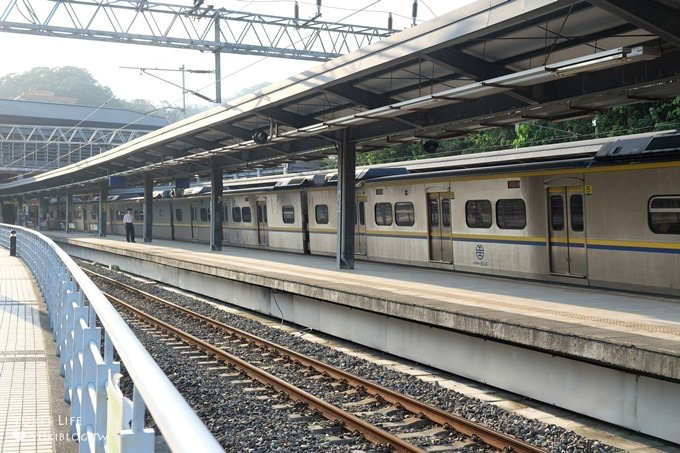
[
  {"x1": 496, "y1": 199, "x2": 526, "y2": 229},
  {"x1": 91, "y1": 210, "x2": 98, "y2": 220},
  {"x1": 223, "y1": 207, "x2": 229, "y2": 223},
  {"x1": 429, "y1": 199, "x2": 439, "y2": 226},
  {"x1": 649, "y1": 196, "x2": 680, "y2": 234},
  {"x1": 375, "y1": 202, "x2": 393, "y2": 226},
  {"x1": 282, "y1": 205, "x2": 295, "y2": 224},
  {"x1": 315, "y1": 204, "x2": 329, "y2": 224},
  {"x1": 442, "y1": 199, "x2": 451, "y2": 227},
  {"x1": 358, "y1": 201, "x2": 365, "y2": 226},
  {"x1": 242, "y1": 206, "x2": 252, "y2": 223},
  {"x1": 549, "y1": 196, "x2": 564, "y2": 231},
  {"x1": 175, "y1": 209, "x2": 183, "y2": 222},
  {"x1": 75, "y1": 210, "x2": 83, "y2": 219},
  {"x1": 136, "y1": 210, "x2": 144, "y2": 222},
  {"x1": 570, "y1": 195, "x2": 584, "y2": 232},
  {"x1": 395, "y1": 202, "x2": 415, "y2": 227},
  {"x1": 232, "y1": 207, "x2": 242, "y2": 222},
  {"x1": 465, "y1": 200, "x2": 492, "y2": 228},
  {"x1": 200, "y1": 208, "x2": 208, "y2": 222}
]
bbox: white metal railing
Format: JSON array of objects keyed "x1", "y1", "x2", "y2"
[{"x1": 0, "y1": 224, "x2": 223, "y2": 453}]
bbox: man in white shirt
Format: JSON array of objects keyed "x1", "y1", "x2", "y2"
[{"x1": 123, "y1": 208, "x2": 136, "y2": 243}]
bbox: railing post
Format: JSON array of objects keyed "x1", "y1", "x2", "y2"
[
  {"x1": 70, "y1": 303, "x2": 88, "y2": 437},
  {"x1": 120, "y1": 387, "x2": 155, "y2": 451},
  {"x1": 9, "y1": 229, "x2": 16, "y2": 256}
]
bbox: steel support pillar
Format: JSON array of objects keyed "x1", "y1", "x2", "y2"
[
  {"x1": 336, "y1": 130, "x2": 356, "y2": 269},
  {"x1": 143, "y1": 175, "x2": 153, "y2": 243},
  {"x1": 210, "y1": 161, "x2": 223, "y2": 251},
  {"x1": 214, "y1": 16, "x2": 222, "y2": 104},
  {"x1": 65, "y1": 192, "x2": 72, "y2": 233},
  {"x1": 99, "y1": 185, "x2": 108, "y2": 237}
]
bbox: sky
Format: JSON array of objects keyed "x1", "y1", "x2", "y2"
[{"x1": 0, "y1": 0, "x2": 474, "y2": 108}]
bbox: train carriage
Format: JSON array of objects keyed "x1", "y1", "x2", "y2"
[{"x1": 39, "y1": 129, "x2": 680, "y2": 296}]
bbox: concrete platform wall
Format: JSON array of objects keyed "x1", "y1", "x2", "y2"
[{"x1": 62, "y1": 243, "x2": 680, "y2": 444}]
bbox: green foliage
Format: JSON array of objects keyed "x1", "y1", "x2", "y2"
[{"x1": 356, "y1": 97, "x2": 680, "y2": 165}]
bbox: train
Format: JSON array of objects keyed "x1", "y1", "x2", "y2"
[{"x1": 39, "y1": 129, "x2": 680, "y2": 296}]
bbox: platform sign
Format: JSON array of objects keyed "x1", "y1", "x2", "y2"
[
  {"x1": 175, "y1": 178, "x2": 190, "y2": 189},
  {"x1": 109, "y1": 176, "x2": 125, "y2": 188}
]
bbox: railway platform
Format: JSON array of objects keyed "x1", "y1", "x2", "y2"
[
  {"x1": 48, "y1": 231, "x2": 680, "y2": 446},
  {"x1": 0, "y1": 249, "x2": 76, "y2": 453}
]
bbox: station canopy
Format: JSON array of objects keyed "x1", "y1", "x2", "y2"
[{"x1": 2, "y1": 0, "x2": 679, "y2": 196}]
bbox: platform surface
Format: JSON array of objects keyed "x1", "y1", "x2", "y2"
[
  {"x1": 48, "y1": 231, "x2": 680, "y2": 382},
  {"x1": 0, "y1": 250, "x2": 75, "y2": 453}
]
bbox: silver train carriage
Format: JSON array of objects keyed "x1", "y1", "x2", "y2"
[{"x1": 51, "y1": 130, "x2": 680, "y2": 296}]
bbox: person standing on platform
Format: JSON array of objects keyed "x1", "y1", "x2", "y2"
[{"x1": 124, "y1": 208, "x2": 136, "y2": 243}]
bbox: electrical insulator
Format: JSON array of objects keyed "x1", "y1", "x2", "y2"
[{"x1": 412, "y1": 0, "x2": 418, "y2": 26}]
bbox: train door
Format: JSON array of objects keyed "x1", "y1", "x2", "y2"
[
  {"x1": 427, "y1": 192, "x2": 453, "y2": 263},
  {"x1": 256, "y1": 200, "x2": 268, "y2": 245},
  {"x1": 189, "y1": 203, "x2": 197, "y2": 239},
  {"x1": 355, "y1": 196, "x2": 367, "y2": 255},
  {"x1": 547, "y1": 186, "x2": 586, "y2": 276}
]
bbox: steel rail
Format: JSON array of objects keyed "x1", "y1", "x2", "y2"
[
  {"x1": 107, "y1": 292, "x2": 423, "y2": 453},
  {"x1": 92, "y1": 270, "x2": 547, "y2": 453}
]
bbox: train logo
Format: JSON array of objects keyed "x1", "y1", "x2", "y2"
[{"x1": 475, "y1": 244, "x2": 485, "y2": 260}]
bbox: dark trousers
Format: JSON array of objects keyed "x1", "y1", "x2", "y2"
[{"x1": 125, "y1": 223, "x2": 135, "y2": 242}]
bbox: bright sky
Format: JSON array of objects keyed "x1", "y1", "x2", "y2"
[{"x1": 0, "y1": 0, "x2": 474, "y2": 108}]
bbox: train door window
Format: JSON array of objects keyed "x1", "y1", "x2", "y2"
[
  {"x1": 175, "y1": 209, "x2": 183, "y2": 222},
  {"x1": 442, "y1": 199, "x2": 451, "y2": 227},
  {"x1": 315, "y1": 204, "x2": 329, "y2": 224},
  {"x1": 549, "y1": 196, "x2": 564, "y2": 231},
  {"x1": 91, "y1": 210, "x2": 98, "y2": 220},
  {"x1": 357, "y1": 201, "x2": 365, "y2": 226},
  {"x1": 395, "y1": 202, "x2": 415, "y2": 226},
  {"x1": 136, "y1": 210, "x2": 143, "y2": 222},
  {"x1": 223, "y1": 207, "x2": 229, "y2": 223},
  {"x1": 242, "y1": 206, "x2": 252, "y2": 223},
  {"x1": 374, "y1": 202, "x2": 393, "y2": 226},
  {"x1": 282, "y1": 205, "x2": 295, "y2": 224},
  {"x1": 570, "y1": 195, "x2": 584, "y2": 232},
  {"x1": 496, "y1": 199, "x2": 526, "y2": 229},
  {"x1": 190, "y1": 207, "x2": 196, "y2": 222},
  {"x1": 200, "y1": 207, "x2": 208, "y2": 222},
  {"x1": 429, "y1": 199, "x2": 439, "y2": 226},
  {"x1": 232, "y1": 207, "x2": 242, "y2": 222},
  {"x1": 465, "y1": 200, "x2": 492, "y2": 228},
  {"x1": 649, "y1": 196, "x2": 680, "y2": 234}
]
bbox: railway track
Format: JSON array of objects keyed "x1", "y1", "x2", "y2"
[{"x1": 87, "y1": 269, "x2": 547, "y2": 453}]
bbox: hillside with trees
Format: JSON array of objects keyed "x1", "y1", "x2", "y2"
[{"x1": 0, "y1": 66, "x2": 215, "y2": 120}]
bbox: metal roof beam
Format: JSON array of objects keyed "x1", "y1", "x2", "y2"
[{"x1": 586, "y1": 0, "x2": 680, "y2": 48}]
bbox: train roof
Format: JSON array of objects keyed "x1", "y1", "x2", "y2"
[
  {"x1": 363, "y1": 130, "x2": 680, "y2": 184},
  {"x1": 374, "y1": 129, "x2": 680, "y2": 174}
]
